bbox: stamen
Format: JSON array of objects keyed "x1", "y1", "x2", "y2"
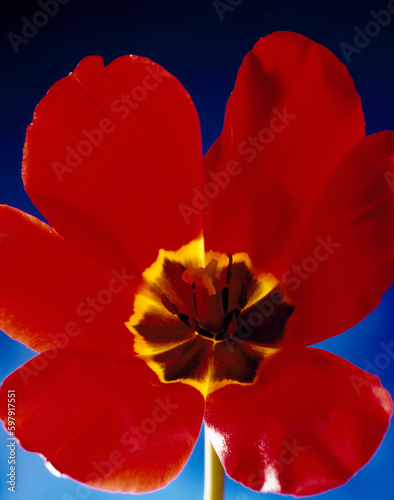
[
  {"x1": 161, "y1": 294, "x2": 178, "y2": 315},
  {"x1": 223, "y1": 308, "x2": 240, "y2": 330},
  {"x1": 226, "y1": 253, "x2": 233, "y2": 285},
  {"x1": 192, "y1": 284, "x2": 197, "y2": 313},
  {"x1": 227, "y1": 313, "x2": 238, "y2": 336},
  {"x1": 221, "y1": 253, "x2": 233, "y2": 314},
  {"x1": 177, "y1": 312, "x2": 191, "y2": 327},
  {"x1": 188, "y1": 313, "x2": 199, "y2": 333},
  {"x1": 221, "y1": 286, "x2": 229, "y2": 314},
  {"x1": 176, "y1": 263, "x2": 186, "y2": 272}
]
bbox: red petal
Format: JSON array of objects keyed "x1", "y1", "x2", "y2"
[
  {"x1": 205, "y1": 348, "x2": 392, "y2": 496},
  {"x1": 284, "y1": 131, "x2": 394, "y2": 346},
  {"x1": 0, "y1": 348, "x2": 204, "y2": 492},
  {"x1": 23, "y1": 55, "x2": 202, "y2": 273},
  {"x1": 203, "y1": 31, "x2": 365, "y2": 277},
  {"x1": 0, "y1": 206, "x2": 135, "y2": 354}
]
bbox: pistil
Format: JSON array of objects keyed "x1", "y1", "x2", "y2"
[{"x1": 182, "y1": 259, "x2": 225, "y2": 333}]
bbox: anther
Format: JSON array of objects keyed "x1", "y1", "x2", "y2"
[
  {"x1": 161, "y1": 294, "x2": 178, "y2": 315},
  {"x1": 192, "y1": 287, "x2": 197, "y2": 313},
  {"x1": 188, "y1": 314, "x2": 199, "y2": 333},
  {"x1": 221, "y1": 254, "x2": 233, "y2": 314},
  {"x1": 221, "y1": 285, "x2": 229, "y2": 314},
  {"x1": 227, "y1": 313, "x2": 238, "y2": 336},
  {"x1": 226, "y1": 253, "x2": 233, "y2": 285}
]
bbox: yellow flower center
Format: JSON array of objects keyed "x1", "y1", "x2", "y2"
[{"x1": 126, "y1": 237, "x2": 295, "y2": 398}]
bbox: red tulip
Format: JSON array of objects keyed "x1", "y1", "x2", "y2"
[{"x1": 0, "y1": 31, "x2": 393, "y2": 496}]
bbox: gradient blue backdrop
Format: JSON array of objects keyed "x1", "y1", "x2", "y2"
[{"x1": 0, "y1": 1, "x2": 393, "y2": 499}]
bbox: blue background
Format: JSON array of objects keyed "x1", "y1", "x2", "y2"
[{"x1": 0, "y1": 0, "x2": 393, "y2": 499}]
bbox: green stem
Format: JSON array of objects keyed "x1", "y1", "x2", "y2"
[{"x1": 203, "y1": 424, "x2": 224, "y2": 500}]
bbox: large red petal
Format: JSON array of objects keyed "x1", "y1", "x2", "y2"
[
  {"x1": 284, "y1": 131, "x2": 394, "y2": 346},
  {"x1": 0, "y1": 348, "x2": 204, "y2": 492},
  {"x1": 205, "y1": 348, "x2": 392, "y2": 496},
  {"x1": 203, "y1": 31, "x2": 365, "y2": 277},
  {"x1": 0, "y1": 206, "x2": 135, "y2": 354},
  {"x1": 23, "y1": 55, "x2": 202, "y2": 273}
]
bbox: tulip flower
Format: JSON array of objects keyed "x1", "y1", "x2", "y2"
[{"x1": 1, "y1": 31, "x2": 393, "y2": 498}]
